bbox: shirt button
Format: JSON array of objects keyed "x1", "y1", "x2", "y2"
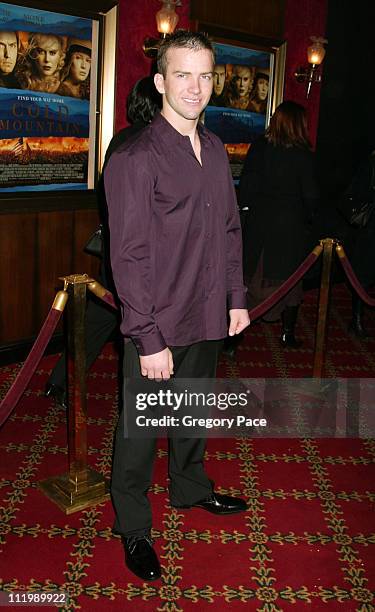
[{"x1": 206, "y1": 202, "x2": 210, "y2": 207}]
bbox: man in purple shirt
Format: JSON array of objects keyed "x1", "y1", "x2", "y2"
[{"x1": 105, "y1": 31, "x2": 250, "y2": 581}]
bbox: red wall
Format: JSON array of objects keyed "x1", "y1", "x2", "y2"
[
  {"x1": 283, "y1": 0, "x2": 328, "y2": 146},
  {"x1": 115, "y1": 0, "x2": 328, "y2": 144},
  {"x1": 115, "y1": 0, "x2": 190, "y2": 130}
]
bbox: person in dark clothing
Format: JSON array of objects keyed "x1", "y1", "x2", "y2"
[
  {"x1": 344, "y1": 151, "x2": 375, "y2": 338},
  {"x1": 45, "y1": 77, "x2": 161, "y2": 407},
  {"x1": 239, "y1": 100, "x2": 319, "y2": 347},
  {"x1": 104, "y1": 77, "x2": 162, "y2": 160}
]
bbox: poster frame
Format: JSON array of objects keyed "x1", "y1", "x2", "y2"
[
  {"x1": 0, "y1": 0, "x2": 117, "y2": 211},
  {"x1": 195, "y1": 22, "x2": 286, "y2": 180}
]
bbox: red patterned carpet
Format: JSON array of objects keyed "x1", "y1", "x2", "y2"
[{"x1": 1, "y1": 284, "x2": 375, "y2": 611}]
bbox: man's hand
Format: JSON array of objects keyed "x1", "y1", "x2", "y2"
[
  {"x1": 140, "y1": 348, "x2": 174, "y2": 380},
  {"x1": 228, "y1": 308, "x2": 250, "y2": 336}
]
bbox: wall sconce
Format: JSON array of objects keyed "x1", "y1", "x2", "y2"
[
  {"x1": 143, "y1": 0, "x2": 182, "y2": 58},
  {"x1": 295, "y1": 36, "x2": 328, "y2": 98}
]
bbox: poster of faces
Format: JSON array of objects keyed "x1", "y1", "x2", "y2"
[
  {"x1": 204, "y1": 42, "x2": 272, "y2": 182},
  {"x1": 0, "y1": 2, "x2": 98, "y2": 192}
]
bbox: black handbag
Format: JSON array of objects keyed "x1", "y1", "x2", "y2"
[
  {"x1": 339, "y1": 197, "x2": 374, "y2": 228},
  {"x1": 338, "y1": 162, "x2": 375, "y2": 228},
  {"x1": 84, "y1": 224, "x2": 103, "y2": 258}
]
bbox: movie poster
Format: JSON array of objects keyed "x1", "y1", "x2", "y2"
[
  {"x1": 205, "y1": 42, "x2": 272, "y2": 182},
  {"x1": 0, "y1": 2, "x2": 98, "y2": 192}
]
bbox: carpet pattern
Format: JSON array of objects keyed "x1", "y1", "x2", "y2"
[{"x1": 0, "y1": 284, "x2": 375, "y2": 611}]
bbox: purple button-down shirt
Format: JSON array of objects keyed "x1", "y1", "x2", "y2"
[{"x1": 104, "y1": 113, "x2": 246, "y2": 356}]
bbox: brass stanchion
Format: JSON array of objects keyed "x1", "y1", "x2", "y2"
[
  {"x1": 312, "y1": 239, "x2": 336, "y2": 378},
  {"x1": 39, "y1": 274, "x2": 110, "y2": 514}
]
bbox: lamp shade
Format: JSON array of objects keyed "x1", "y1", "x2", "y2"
[
  {"x1": 307, "y1": 39, "x2": 326, "y2": 65},
  {"x1": 156, "y1": 1, "x2": 179, "y2": 36}
]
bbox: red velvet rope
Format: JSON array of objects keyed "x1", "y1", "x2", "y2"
[
  {"x1": 0, "y1": 295, "x2": 67, "y2": 428},
  {"x1": 0, "y1": 247, "x2": 324, "y2": 427},
  {"x1": 88, "y1": 249, "x2": 323, "y2": 322},
  {"x1": 336, "y1": 245, "x2": 375, "y2": 306},
  {"x1": 95, "y1": 290, "x2": 118, "y2": 310},
  {"x1": 87, "y1": 282, "x2": 118, "y2": 310},
  {"x1": 249, "y1": 247, "x2": 323, "y2": 321}
]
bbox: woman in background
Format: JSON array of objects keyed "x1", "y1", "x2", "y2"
[{"x1": 239, "y1": 101, "x2": 319, "y2": 347}]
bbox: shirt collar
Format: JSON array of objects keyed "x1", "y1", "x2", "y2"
[{"x1": 151, "y1": 111, "x2": 213, "y2": 150}]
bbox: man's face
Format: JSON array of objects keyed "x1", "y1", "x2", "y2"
[
  {"x1": 257, "y1": 77, "x2": 269, "y2": 100},
  {"x1": 213, "y1": 64, "x2": 226, "y2": 96},
  {"x1": 0, "y1": 31, "x2": 17, "y2": 75},
  {"x1": 154, "y1": 47, "x2": 214, "y2": 124},
  {"x1": 233, "y1": 66, "x2": 254, "y2": 98},
  {"x1": 32, "y1": 36, "x2": 62, "y2": 78},
  {"x1": 70, "y1": 51, "x2": 91, "y2": 82}
]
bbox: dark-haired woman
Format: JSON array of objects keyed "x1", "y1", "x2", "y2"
[
  {"x1": 104, "y1": 77, "x2": 161, "y2": 160},
  {"x1": 239, "y1": 101, "x2": 319, "y2": 347}
]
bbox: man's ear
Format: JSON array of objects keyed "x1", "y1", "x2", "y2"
[{"x1": 154, "y1": 72, "x2": 165, "y2": 95}]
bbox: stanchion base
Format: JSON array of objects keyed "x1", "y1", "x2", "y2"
[{"x1": 38, "y1": 467, "x2": 110, "y2": 514}]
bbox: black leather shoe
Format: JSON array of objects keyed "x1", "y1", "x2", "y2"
[
  {"x1": 349, "y1": 295, "x2": 369, "y2": 339},
  {"x1": 221, "y1": 334, "x2": 243, "y2": 361},
  {"x1": 173, "y1": 492, "x2": 248, "y2": 515},
  {"x1": 280, "y1": 306, "x2": 303, "y2": 348},
  {"x1": 123, "y1": 536, "x2": 161, "y2": 581},
  {"x1": 45, "y1": 383, "x2": 67, "y2": 409},
  {"x1": 348, "y1": 320, "x2": 369, "y2": 339},
  {"x1": 221, "y1": 345, "x2": 237, "y2": 361},
  {"x1": 279, "y1": 333, "x2": 303, "y2": 349}
]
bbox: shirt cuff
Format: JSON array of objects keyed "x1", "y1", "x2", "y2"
[
  {"x1": 227, "y1": 289, "x2": 248, "y2": 310},
  {"x1": 132, "y1": 330, "x2": 167, "y2": 356}
]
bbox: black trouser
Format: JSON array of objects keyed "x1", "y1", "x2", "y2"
[{"x1": 111, "y1": 339, "x2": 222, "y2": 537}]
